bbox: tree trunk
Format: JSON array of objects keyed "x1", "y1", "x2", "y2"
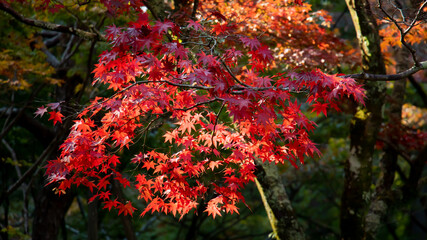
[
  {"x1": 32, "y1": 186, "x2": 75, "y2": 240},
  {"x1": 365, "y1": 47, "x2": 408, "y2": 239},
  {"x1": 88, "y1": 198, "x2": 99, "y2": 240},
  {"x1": 341, "y1": 0, "x2": 386, "y2": 239},
  {"x1": 255, "y1": 159, "x2": 305, "y2": 240}
]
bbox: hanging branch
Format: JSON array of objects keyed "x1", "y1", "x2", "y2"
[{"x1": 0, "y1": 1, "x2": 105, "y2": 41}]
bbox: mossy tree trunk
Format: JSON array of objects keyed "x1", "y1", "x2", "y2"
[
  {"x1": 255, "y1": 159, "x2": 305, "y2": 240},
  {"x1": 341, "y1": 0, "x2": 387, "y2": 239}
]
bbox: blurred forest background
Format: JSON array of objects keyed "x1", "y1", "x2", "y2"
[{"x1": 1, "y1": 0, "x2": 426, "y2": 239}]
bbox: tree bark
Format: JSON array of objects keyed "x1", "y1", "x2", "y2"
[
  {"x1": 255, "y1": 159, "x2": 305, "y2": 240},
  {"x1": 88, "y1": 198, "x2": 99, "y2": 240},
  {"x1": 32, "y1": 185, "x2": 75, "y2": 240},
  {"x1": 365, "y1": 47, "x2": 409, "y2": 239},
  {"x1": 341, "y1": 0, "x2": 387, "y2": 239}
]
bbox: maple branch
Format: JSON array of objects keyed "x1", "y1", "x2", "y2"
[
  {"x1": 140, "y1": 116, "x2": 161, "y2": 150},
  {"x1": 76, "y1": 40, "x2": 97, "y2": 102},
  {"x1": 87, "y1": 79, "x2": 213, "y2": 114},
  {"x1": 173, "y1": 98, "x2": 222, "y2": 111},
  {"x1": 204, "y1": 209, "x2": 259, "y2": 238},
  {"x1": 411, "y1": 214, "x2": 427, "y2": 233},
  {"x1": 0, "y1": 1, "x2": 105, "y2": 41},
  {"x1": 163, "y1": 79, "x2": 213, "y2": 90},
  {"x1": 345, "y1": 61, "x2": 427, "y2": 81},
  {"x1": 220, "y1": 60, "x2": 252, "y2": 89},
  {"x1": 219, "y1": 60, "x2": 306, "y2": 94},
  {"x1": 131, "y1": 80, "x2": 213, "y2": 91},
  {"x1": 211, "y1": 101, "x2": 226, "y2": 146}
]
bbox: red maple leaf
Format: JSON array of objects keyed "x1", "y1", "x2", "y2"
[
  {"x1": 104, "y1": 199, "x2": 120, "y2": 211},
  {"x1": 142, "y1": 160, "x2": 155, "y2": 170},
  {"x1": 153, "y1": 21, "x2": 174, "y2": 34},
  {"x1": 294, "y1": 0, "x2": 303, "y2": 5},
  {"x1": 240, "y1": 36, "x2": 260, "y2": 50},
  {"x1": 211, "y1": 23, "x2": 229, "y2": 35},
  {"x1": 187, "y1": 20, "x2": 205, "y2": 31},
  {"x1": 311, "y1": 102, "x2": 329, "y2": 116},
  {"x1": 99, "y1": 191, "x2": 112, "y2": 200},
  {"x1": 97, "y1": 176, "x2": 110, "y2": 190},
  {"x1": 48, "y1": 111, "x2": 64, "y2": 125},
  {"x1": 179, "y1": 120, "x2": 196, "y2": 134},
  {"x1": 118, "y1": 201, "x2": 136, "y2": 216},
  {"x1": 205, "y1": 197, "x2": 223, "y2": 219}
]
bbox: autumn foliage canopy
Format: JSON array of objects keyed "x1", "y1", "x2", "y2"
[{"x1": 32, "y1": 0, "x2": 367, "y2": 218}]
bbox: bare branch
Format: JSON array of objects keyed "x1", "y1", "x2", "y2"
[
  {"x1": 377, "y1": 0, "x2": 427, "y2": 66},
  {"x1": 345, "y1": 61, "x2": 427, "y2": 80},
  {"x1": 0, "y1": 84, "x2": 45, "y2": 143},
  {"x1": 377, "y1": 137, "x2": 411, "y2": 163},
  {"x1": 0, "y1": 1, "x2": 105, "y2": 41},
  {"x1": 1, "y1": 140, "x2": 20, "y2": 177},
  {"x1": 40, "y1": 46, "x2": 61, "y2": 67},
  {"x1": 0, "y1": 136, "x2": 61, "y2": 205},
  {"x1": 404, "y1": 0, "x2": 427, "y2": 35},
  {"x1": 408, "y1": 75, "x2": 427, "y2": 107}
]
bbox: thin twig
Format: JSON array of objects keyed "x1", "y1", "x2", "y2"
[
  {"x1": 377, "y1": 0, "x2": 426, "y2": 66},
  {"x1": 0, "y1": 136, "x2": 61, "y2": 205},
  {"x1": 0, "y1": 84, "x2": 45, "y2": 142},
  {"x1": 173, "y1": 98, "x2": 222, "y2": 111},
  {"x1": 211, "y1": 101, "x2": 226, "y2": 149}
]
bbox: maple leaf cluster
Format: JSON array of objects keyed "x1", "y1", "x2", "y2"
[
  {"x1": 42, "y1": 2, "x2": 365, "y2": 218},
  {"x1": 198, "y1": 0, "x2": 356, "y2": 71}
]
